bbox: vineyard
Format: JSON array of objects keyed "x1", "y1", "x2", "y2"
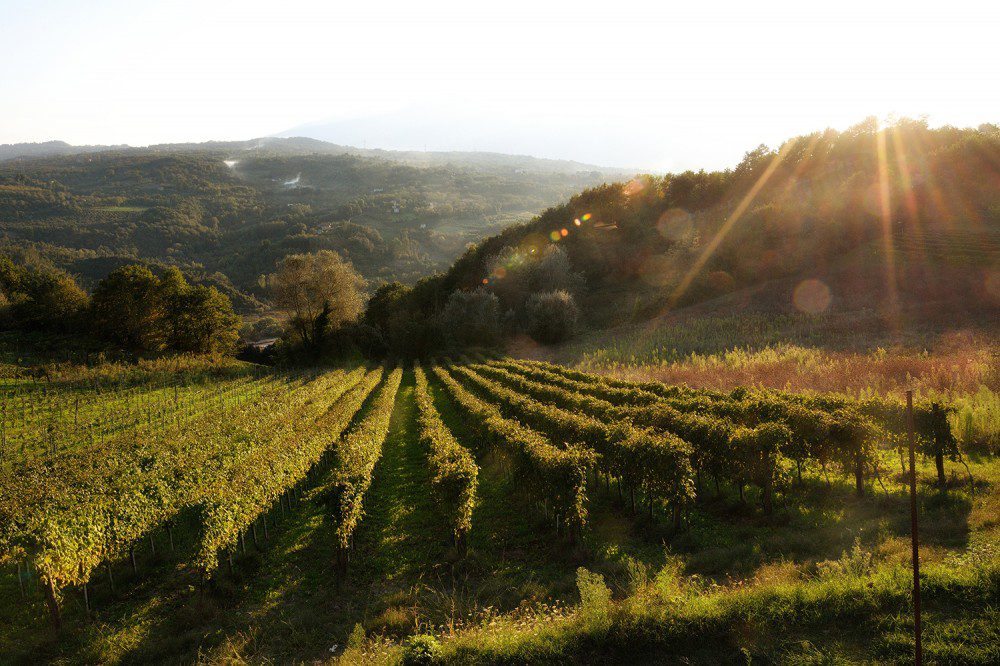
[{"x1": 1, "y1": 357, "x2": 997, "y2": 664}]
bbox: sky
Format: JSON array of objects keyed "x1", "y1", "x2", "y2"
[{"x1": 1, "y1": 0, "x2": 998, "y2": 171}]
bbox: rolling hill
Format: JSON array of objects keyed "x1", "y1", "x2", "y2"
[{"x1": 0, "y1": 138, "x2": 626, "y2": 311}]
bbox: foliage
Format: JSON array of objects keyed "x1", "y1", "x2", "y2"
[
  {"x1": 413, "y1": 364, "x2": 478, "y2": 547},
  {"x1": 431, "y1": 364, "x2": 591, "y2": 533},
  {"x1": 89, "y1": 263, "x2": 240, "y2": 353},
  {"x1": 439, "y1": 289, "x2": 501, "y2": 349},
  {"x1": 0, "y1": 145, "x2": 617, "y2": 300},
  {"x1": 312, "y1": 368, "x2": 402, "y2": 562},
  {"x1": 401, "y1": 634, "x2": 442, "y2": 666},
  {"x1": 524, "y1": 290, "x2": 579, "y2": 344},
  {"x1": 269, "y1": 250, "x2": 365, "y2": 356},
  {"x1": 575, "y1": 567, "x2": 612, "y2": 619},
  {"x1": 0, "y1": 257, "x2": 88, "y2": 331},
  {"x1": 194, "y1": 367, "x2": 378, "y2": 573},
  {"x1": 0, "y1": 367, "x2": 357, "y2": 595}
]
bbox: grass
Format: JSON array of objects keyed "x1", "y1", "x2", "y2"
[{"x1": 407, "y1": 555, "x2": 1000, "y2": 665}]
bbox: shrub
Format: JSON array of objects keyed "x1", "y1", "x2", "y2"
[
  {"x1": 440, "y1": 288, "x2": 501, "y2": 348},
  {"x1": 576, "y1": 567, "x2": 612, "y2": 619},
  {"x1": 525, "y1": 290, "x2": 579, "y2": 344},
  {"x1": 401, "y1": 634, "x2": 441, "y2": 665}
]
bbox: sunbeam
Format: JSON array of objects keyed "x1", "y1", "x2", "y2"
[{"x1": 667, "y1": 138, "x2": 798, "y2": 307}]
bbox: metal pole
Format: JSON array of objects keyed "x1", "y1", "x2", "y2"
[{"x1": 906, "y1": 390, "x2": 922, "y2": 665}]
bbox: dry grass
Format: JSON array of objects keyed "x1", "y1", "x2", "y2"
[{"x1": 591, "y1": 342, "x2": 997, "y2": 396}]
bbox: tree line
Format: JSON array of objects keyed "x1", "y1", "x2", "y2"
[{"x1": 0, "y1": 256, "x2": 240, "y2": 354}]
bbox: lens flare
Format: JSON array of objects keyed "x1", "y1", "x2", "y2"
[
  {"x1": 560, "y1": 228, "x2": 569, "y2": 237},
  {"x1": 549, "y1": 231, "x2": 560, "y2": 242},
  {"x1": 656, "y1": 208, "x2": 693, "y2": 241},
  {"x1": 481, "y1": 278, "x2": 489, "y2": 285},
  {"x1": 573, "y1": 218, "x2": 581, "y2": 226},
  {"x1": 792, "y1": 279, "x2": 832, "y2": 314},
  {"x1": 582, "y1": 213, "x2": 592, "y2": 222}
]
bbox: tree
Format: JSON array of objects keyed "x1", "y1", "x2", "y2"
[
  {"x1": 14, "y1": 270, "x2": 89, "y2": 331},
  {"x1": 270, "y1": 251, "x2": 365, "y2": 353},
  {"x1": 89, "y1": 264, "x2": 240, "y2": 354},
  {"x1": 90, "y1": 265, "x2": 164, "y2": 350},
  {"x1": 524, "y1": 290, "x2": 579, "y2": 344},
  {"x1": 440, "y1": 289, "x2": 501, "y2": 348},
  {"x1": 165, "y1": 283, "x2": 241, "y2": 354}
]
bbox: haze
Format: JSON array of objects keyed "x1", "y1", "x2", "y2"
[{"x1": 2, "y1": 0, "x2": 997, "y2": 171}]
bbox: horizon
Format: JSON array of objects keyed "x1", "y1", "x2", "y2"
[{"x1": 2, "y1": 0, "x2": 999, "y2": 170}]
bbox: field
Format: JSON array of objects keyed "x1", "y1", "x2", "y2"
[{"x1": 1, "y1": 352, "x2": 998, "y2": 665}]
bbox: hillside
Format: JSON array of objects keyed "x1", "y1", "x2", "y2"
[
  {"x1": 0, "y1": 139, "x2": 623, "y2": 310},
  {"x1": 434, "y1": 118, "x2": 998, "y2": 334}
]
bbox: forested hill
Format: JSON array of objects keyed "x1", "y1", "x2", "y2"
[
  {"x1": 0, "y1": 139, "x2": 624, "y2": 311},
  {"x1": 433, "y1": 118, "x2": 999, "y2": 334}
]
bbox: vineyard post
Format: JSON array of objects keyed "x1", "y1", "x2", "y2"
[
  {"x1": 43, "y1": 579, "x2": 61, "y2": 631},
  {"x1": 16, "y1": 561, "x2": 25, "y2": 598},
  {"x1": 906, "y1": 390, "x2": 923, "y2": 665}
]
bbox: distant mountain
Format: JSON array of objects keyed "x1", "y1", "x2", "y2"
[
  {"x1": 276, "y1": 108, "x2": 659, "y2": 171},
  {"x1": 0, "y1": 136, "x2": 632, "y2": 178},
  {"x1": 0, "y1": 140, "x2": 125, "y2": 162}
]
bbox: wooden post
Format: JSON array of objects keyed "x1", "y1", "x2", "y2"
[
  {"x1": 16, "y1": 561, "x2": 25, "y2": 598},
  {"x1": 107, "y1": 562, "x2": 116, "y2": 595},
  {"x1": 130, "y1": 546, "x2": 137, "y2": 574},
  {"x1": 906, "y1": 390, "x2": 923, "y2": 665},
  {"x1": 44, "y1": 579, "x2": 61, "y2": 631}
]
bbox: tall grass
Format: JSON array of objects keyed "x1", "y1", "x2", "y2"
[{"x1": 346, "y1": 549, "x2": 999, "y2": 665}]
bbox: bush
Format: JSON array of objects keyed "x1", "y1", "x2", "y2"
[
  {"x1": 576, "y1": 567, "x2": 612, "y2": 619},
  {"x1": 401, "y1": 634, "x2": 441, "y2": 665},
  {"x1": 440, "y1": 288, "x2": 501, "y2": 348},
  {"x1": 525, "y1": 290, "x2": 579, "y2": 344}
]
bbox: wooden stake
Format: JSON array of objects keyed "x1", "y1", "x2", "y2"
[
  {"x1": 906, "y1": 390, "x2": 923, "y2": 665},
  {"x1": 44, "y1": 579, "x2": 61, "y2": 631}
]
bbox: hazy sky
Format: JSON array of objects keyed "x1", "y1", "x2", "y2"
[{"x1": 2, "y1": 0, "x2": 997, "y2": 170}]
